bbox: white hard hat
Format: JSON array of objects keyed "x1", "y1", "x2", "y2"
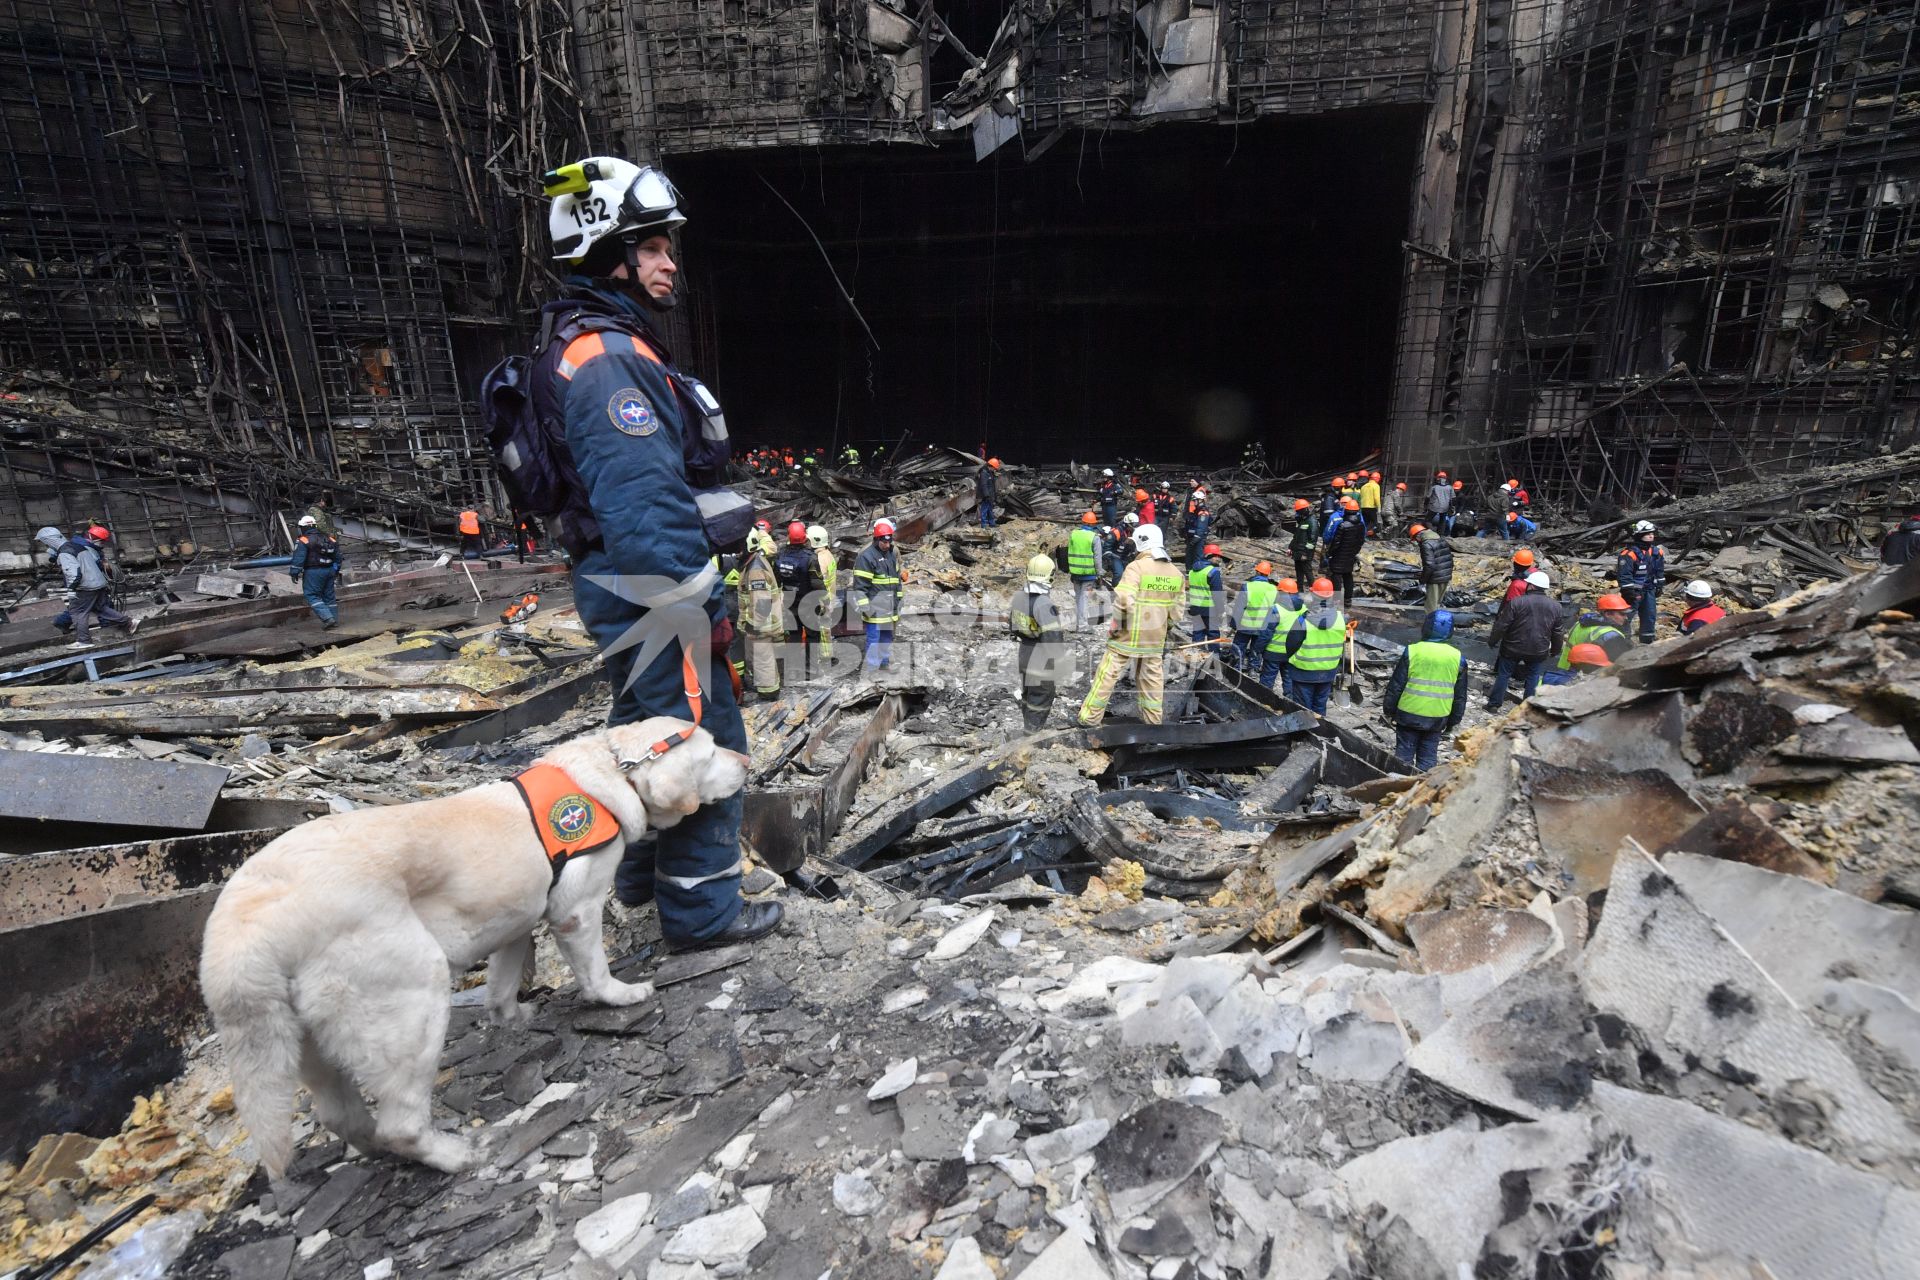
[
  {"x1": 297, "y1": 515, "x2": 317, "y2": 527},
  {"x1": 1525, "y1": 570, "x2": 1550, "y2": 589},
  {"x1": 805, "y1": 524, "x2": 829, "y2": 549},
  {"x1": 1122, "y1": 512, "x2": 1139, "y2": 525},
  {"x1": 1101, "y1": 468, "x2": 1114, "y2": 477},
  {"x1": 1684, "y1": 579, "x2": 1714, "y2": 600},
  {"x1": 1632, "y1": 520, "x2": 1656, "y2": 535},
  {"x1": 543, "y1": 157, "x2": 685, "y2": 264},
  {"x1": 1132, "y1": 523, "x2": 1164, "y2": 553}
]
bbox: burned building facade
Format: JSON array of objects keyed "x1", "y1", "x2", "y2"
[{"x1": 2, "y1": 0, "x2": 1917, "y2": 558}]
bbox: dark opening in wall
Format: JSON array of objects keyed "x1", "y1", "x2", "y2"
[{"x1": 672, "y1": 110, "x2": 1421, "y2": 467}]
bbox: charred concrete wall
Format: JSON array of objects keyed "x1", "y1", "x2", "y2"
[{"x1": 0, "y1": 0, "x2": 580, "y2": 563}]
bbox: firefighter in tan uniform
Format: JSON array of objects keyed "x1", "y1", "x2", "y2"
[
  {"x1": 737, "y1": 528, "x2": 784, "y2": 697},
  {"x1": 1078, "y1": 523, "x2": 1184, "y2": 726}
]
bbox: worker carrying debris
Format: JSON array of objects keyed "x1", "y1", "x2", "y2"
[
  {"x1": 1381, "y1": 609, "x2": 1469, "y2": 769},
  {"x1": 1616, "y1": 520, "x2": 1667, "y2": 644},
  {"x1": 854, "y1": 518, "x2": 902, "y2": 673},
  {"x1": 977, "y1": 457, "x2": 1000, "y2": 528},
  {"x1": 738, "y1": 527, "x2": 784, "y2": 698},
  {"x1": 1079, "y1": 523, "x2": 1182, "y2": 727},
  {"x1": 1009, "y1": 553, "x2": 1069, "y2": 730},
  {"x1": 1543, "y1": 592, "x2": 1632, "y2": 685},
  {"x1": 496, "y1": 155, "x2": 775, "y2": 952},
  {"x1": 289, "y1": 515, "x2": 342, "y2": 629},
  {"x1": 1486, "y1": 570, "x2": 1566, "y2": 708}
]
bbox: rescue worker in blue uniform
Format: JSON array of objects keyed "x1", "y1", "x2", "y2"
[
  {"x1": 530, "y1": 156, "x2": 779, "y2": 952},
  {"x1": 1381, "y1": 610, "x2": 1470, "y2": 770},
  {"x1": 1097, "y1": 470, "x2": 1120, "y2": 528},
  {"x1": 288, "y1": 515, "x2": 341, "y2": 629},
  {"x1": 1615, "y1": 520, "x2": 1667, "y2": 644}
]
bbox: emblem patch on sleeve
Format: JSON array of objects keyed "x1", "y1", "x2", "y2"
[
  {"x1": 547, "y1": 793, "x2": 598, "y2": 844},
  {"x1": 608, "y1": 388, "x2": 656, "y2": 436}
]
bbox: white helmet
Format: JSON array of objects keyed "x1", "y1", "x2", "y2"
[
  {"x1": 544, "y1": 157, "x2": 685, "y2": 264},
  {"x1": 1684, "y1": 579, "x2": 1714, "y2": 600},
  {"x1": 1122, "y1": 512, "x2": 1139, "y2": 525},
  {"x1": 1101, "y1": 468, "x2": 1114, "y2": 477},
  {"x1": 1132, "y1": 523, "x2": 1164, "y2": 553},
  {"x1": 297, "y1": 515, "x2": 317, "y2": 527},
  {"x1": 1632, "y1": 520, "x2": 1656, "y2": 535},
  {"x1": 747, "y1": 528, "x2": 776, "y2": 557},
  {"x1": 806, "y1": 524, "x2": 829, "y2": 550},
  {"x1": 1525, "y1": 570, "x2": 1550, "y2": 589}
]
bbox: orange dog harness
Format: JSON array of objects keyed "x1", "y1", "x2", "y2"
[{"x1": 512, "y1": 763, "x2": 621, "y2": 882}]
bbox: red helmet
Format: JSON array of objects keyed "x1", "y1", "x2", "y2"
[
  {"x1": 1203, "y1": 543, "x2": 1222, "y2": 558},
  {"x1": 86, "y1": 525, "x2": 111, "y2": 540},
  {"x1": 754, "y1": 519, "x2": 772, "y2": 533},
  {"x1": 872, "y1": 518, "x2": 896, "y2": 538},
  {"x1": 787, "y1": 521, "x2": 807, "y2": 544},
  {"x1": 1436, "y1": 470, "x2": 1449, "y2": 479}
]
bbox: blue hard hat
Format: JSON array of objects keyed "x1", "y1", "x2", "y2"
[{"x1": 1424, "y1": 609, "x2": 1454, "y2": 640}]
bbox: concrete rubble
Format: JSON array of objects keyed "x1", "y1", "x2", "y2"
[{"x1": 1, "y1": 487, "x2": 1917, "y2": 1279}]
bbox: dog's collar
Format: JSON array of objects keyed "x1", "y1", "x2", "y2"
[{"x1": 618, "y1": 723, "x2": 695, "y2": 770}]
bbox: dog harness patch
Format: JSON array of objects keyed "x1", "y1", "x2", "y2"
[{"x1": 512, "y1": 762, "x2": 621, "y2": 882}]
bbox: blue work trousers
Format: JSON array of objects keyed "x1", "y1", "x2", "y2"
[
  {"x1": 979, "y1": 500, "x2": 996, "y2": 528},
  {"x1": 1292, "y1": 676, "x2": 1333, "y2": 714},
  {"x1": 300, "y1": 568, "x2": 338, "y2": 624},
  {"x1": 1486, "y1": 652, "x2": 1546, "y2": 709},
  {"x1": 863, "y1": 622, "x2": 895, "y2": 669},
  {"x1": 573, "y1": 551, "x2": 747, "y2": 946},
  {"x1": 1539, "y1": 669, "x2": 1576, "y2": 687},
  {"x1": 1231, "y1": 629, "x2": 1264, "y2": 670},
  {"x1": 1100, "y1": 500, "x2": 1117, "y2": 528},
  {"x1": 1394, "y1": 723, "x2": 1444, "y2": 770},
  {"x1": 1257, "y1": 650, "x2": 1293, "y2": 697},
  {"x1": 1631, "y1": 584, "x2": 1660, "y2": 641}
]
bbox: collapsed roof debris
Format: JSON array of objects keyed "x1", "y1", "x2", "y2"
[{"x1": 2, "y1": 450, "x2": 1917, "y2": 1278}]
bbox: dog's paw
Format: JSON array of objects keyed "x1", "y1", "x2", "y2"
[
  {"x1": 595, "y1": 979, "x2": 655, "y2": 1008},
  {"x1": 487, "y1": 999, "x2": 535, "y2": 1028}
]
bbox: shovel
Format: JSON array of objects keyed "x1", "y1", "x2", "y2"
[{"x1": 1342, "y1": 622, "x2": 1365, "y2": 705}]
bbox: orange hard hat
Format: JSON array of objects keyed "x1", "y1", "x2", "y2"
[
  {"x1": 1395, "y1": 482, "x2": 1407, "y2": 491},
  {"x1": 1342, "y1": 498, "x2": 1360, "y2": 511},
  {"x1": 1135, "y1": 488, "x2": 1150, "y2": 502},
  {"x1": 1310, "y1": 578, "x2": 1335, "y2": 598},
  {"x1": 1329, "y1": 478, "x2": 1343, "y2": 488},
  {"x1": 1512, "y1": 548, "x2": 1535, "y2": 567},
  {"x1": 1203, "y1": 543, "x2": 1222, "y2": 558},
  {"x1": 1370, "y1": 471, "x2": 1381, "y2": 481},
  {"x1": 1596, "y1": 593, "x2": 1630, "y2": 612},
  {"x1": 1408, "y1": 523, "x2": 1427, "y2": 538},
  {"x1": 1293, "y1": 498, "x2": 1311, "y2": 510},
  {"x1": 988, "y1": 457, "x2": 1001, "y2": 469},
  {"x1": 1506, "y1": 511, "x2": 1519, "y2": 523},
  {"x1": 1254, "y1": 560, "x2": 1273, "y2": 576},
  {"x1": 1453, "y1": 480, "x2": 1464, "y2": 490},
  {"x1": 1436, "y1": 470, "x2": 1449, "y2": 478},
  {"x1": 1568, "y1": 643, "x2": 1612, "y2": 668},
  {"x1": 1277, "y1": 577, "x2": 1300, "y2": 593},
  {"x1": 1081, "y1": 511, "x2": 1097, "y2": 524},
  {"x1": 1507, "y1": 478, "x2": 1519, "y2": 487}
]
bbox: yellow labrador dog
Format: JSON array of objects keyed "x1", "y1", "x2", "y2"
[{"x1": 200, "y1": 718, "x2": 746, "y2": 1177}]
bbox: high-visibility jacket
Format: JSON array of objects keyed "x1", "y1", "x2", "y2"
[
  {"x1": 1359, "y1": 480, "x2": 1381, "y2": 509},
  {"x1": 1237, "y1": 578, "x2": 1278, "y2": 630},
  {"x1": 739, "y1": 551, "x2": 784, "y2": 636},
  {"x1": 1108, "y1": 551, "x2": 1182, "y2": 656},
  {"x1": 853, "y1": 543, "x2": 901, "y2": 624},
  {"x1": 814, "y1": 547, "x2": 837, "y2": 596},
  {"x1": 1187, "y1": 565, "x2": 1221, "y2": 610},
  {"x1": 1554, "y1": 615, "x2": 1625, "y2": 670},
  {"x1": 1397, "y1": 641, "x2": 1463, "y2": 718},
  {"x1": 1263, "y1": 602, "x2": 1308, "y2": 653},
  {"x1": 1680, "y1": 602, "x2": 1726, "y2": 634},
  {"x1": 1067, "y1": 527, "x2": 1100, "y2": 579},
  {"x1": 458, "y1": 509, "x2": 481, "y2": 536},
  {"x1": 1290, "y1": 610, "x2": 1347, "y2": 675}
]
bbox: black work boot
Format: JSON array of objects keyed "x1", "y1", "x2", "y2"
[{"x1": 669, "y1": 900, "x2": 784, "y2": 953}]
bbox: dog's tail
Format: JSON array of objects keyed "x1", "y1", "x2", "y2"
[{"x1": 199, "y1": 893, "x2": 303, "y2": 1179}]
